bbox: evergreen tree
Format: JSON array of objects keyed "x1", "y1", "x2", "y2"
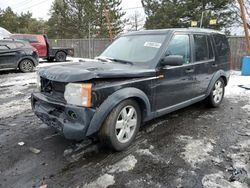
[
  {"x1": 142, "y1": 0, "x2": 235, "y2": 30},
  {"x1": 47, "y1": 0, "x2": 73, "y2": 38}
]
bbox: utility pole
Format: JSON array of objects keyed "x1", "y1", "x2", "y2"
[
  {"x1": 238, "y1": 0, "x2": 250, "y2": 55},
  {"x1": 103, "y1": 0, "x2": 113, "y2": 42},
  {"x1": 200, "y1": 11, "x2": 204, "y2": 28}
]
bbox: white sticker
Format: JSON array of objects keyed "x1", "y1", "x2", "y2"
[{"x1": 144, "y1": 42, "x2": 162, "y2": 48}]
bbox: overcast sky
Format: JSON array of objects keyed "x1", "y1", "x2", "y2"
[
  {"x1": 0, "y1": 0, "x2": 145, "y2": 20},
  {"x1": 0, "y1": 0, "x2": 244, "y2": 35}
]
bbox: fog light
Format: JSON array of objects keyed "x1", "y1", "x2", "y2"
[{"x1": 68, "y1": 110, "x2": 77, "y2": 119}]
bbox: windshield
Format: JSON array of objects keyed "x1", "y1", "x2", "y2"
[{"x1": 100, "y1": 34, "x2": 166, "y2": 64}]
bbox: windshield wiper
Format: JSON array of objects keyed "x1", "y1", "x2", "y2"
[
  {"x1": 109, "y1": 58, "x2": 133, "y2": 65},
  {"x1": 95, "y1": 56, "x2": 133, "y2": 65},
  {"x1": 95, "y1": 56, "x2": 113, "y2": 62}
]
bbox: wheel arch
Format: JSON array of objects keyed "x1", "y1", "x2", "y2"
[
  {"x1": 86, "y1": 87, "x2": 152, "y2": 136},
  {"x1": 206, "y1": 70, "x2": 229, "y2": 96}
]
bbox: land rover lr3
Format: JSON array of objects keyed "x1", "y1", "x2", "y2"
[{"x1": 31, "y1": 28, "x2": 231, "y2": 151}]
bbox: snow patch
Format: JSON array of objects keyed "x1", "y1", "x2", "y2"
[
  {"x1": 202, "y1": 171, "x2": 248, "y2": 188},
  {"x1": 242, "y1": 104, "x2": 250, "y2": 112},
  {"x1": 178, "y1": 136, "x2": 214, "y2": 168},
  {"x1": 83, "y1": 174, "x2": 115, "y2": 188},
  {"x1": 107, "y1": 155, "x2": 137, "y2": 173},
  {"x1": 225, "y1": 71, "x2": 250, "y2": 99},
  {"x1": 228, "y1": 139, "x2": 250, "y2": 179}
]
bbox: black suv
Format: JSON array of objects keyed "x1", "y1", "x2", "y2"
[
  {"x1": 0, "y1": 39, "x2": 39, "y2": 72},
  {"x1": 32, "y1": 28, "x2": 230, "y2": 151}
]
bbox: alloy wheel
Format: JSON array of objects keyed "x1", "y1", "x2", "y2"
[{"x1": 115, "y1": 105, "x2": 137, "y2": 143}]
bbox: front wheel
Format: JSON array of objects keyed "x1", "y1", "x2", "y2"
[
  {"x1": 207, "y1": 78, "x2": 225, "y2": 107},
  {"x1": 99, "y1": 99, "x2": 141, "y2": 151}
]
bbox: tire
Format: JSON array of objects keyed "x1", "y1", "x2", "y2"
[
  {"x1": 207, "y1": 78, "x2": 225, "y2": 107},
  {"x1": 55, "y1": 51, "x2": 66, "y2": 62},
  {"x1": 99, "y1": 99, "x2": 141, "y2": 151},
  {"x1": 19, "y1": 59, "x2": 34, "y2": 73}
]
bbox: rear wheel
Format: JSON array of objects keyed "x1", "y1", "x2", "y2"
[
  {"x1": 55, "y1": 51, "x2": 66, "y2": 62},
  {"x1": 207, "y1": 78, "x2": 225, "y2": 107},
  {"x1": 19, "y1": 59, "x2": 34, "y2": 73},
  {"x1": 99, "y1": 99, "x2": 141, "y2": 151}
]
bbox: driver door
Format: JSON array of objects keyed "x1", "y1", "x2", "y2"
[{"x1": 155, "y1": 34, "x2": 197, "y2": 113}]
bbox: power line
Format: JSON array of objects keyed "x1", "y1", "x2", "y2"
[
  {"x1": 14, "y1": 0, "x2": 50, "y2": 11},
  {"x1": 11, "y1": 0, "x2": 32, "y2": 9}
]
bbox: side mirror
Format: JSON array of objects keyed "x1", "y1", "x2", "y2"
[{"x1": 160, "y1": 55, "x2": 184, "y2": 66}]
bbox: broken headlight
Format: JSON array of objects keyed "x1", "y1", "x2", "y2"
[{"x1": 64, "y1": 83, "x2": 92, "y2": 107}]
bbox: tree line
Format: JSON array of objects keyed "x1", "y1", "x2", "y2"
[{"x1": 0, "y1": 0, "x2": 245, "y2": 38}]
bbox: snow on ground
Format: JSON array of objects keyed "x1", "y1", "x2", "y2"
[
  {"x1": 202, "y1": 171, "x2": 249, "y2": 188},
  {"x1": 107, "y1": 155, "x2": 137, "y2": 173},
  {"x1": 83, "y1": 174, "x2": 115, "y2": 188},
  {"x1": 178, "y1": 136, "x2": 215, "y2": 168},
  {"x1": 225, "y1": 71, "x2": 250, "y2": 99}
]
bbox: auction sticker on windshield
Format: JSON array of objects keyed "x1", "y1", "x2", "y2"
[{"x1": 144, "y1": 42, "x2": 162, "y2": 48}]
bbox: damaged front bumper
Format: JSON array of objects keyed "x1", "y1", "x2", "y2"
[{"x1": 31, "y1": 92, "x2": 95, "y2": 140}]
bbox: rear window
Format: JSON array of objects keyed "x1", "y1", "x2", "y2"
[
  {"x1": 213, "y1": 34, "x2": 230, "y2": 57},
  {"x1": 12, "y1": 35, "x2": 38, "y2": 43}
]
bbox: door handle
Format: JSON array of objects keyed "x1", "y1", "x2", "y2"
[
  {"x1": 212, "y1": 64, "x2": 218, "y2": 68},
  {"x1": 185, "y1": 68, "x2": 194, "y2": 73}
]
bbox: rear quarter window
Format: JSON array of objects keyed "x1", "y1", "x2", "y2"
[{"x1": 213, "y1": 34, "x2": 230, "y2": 57}]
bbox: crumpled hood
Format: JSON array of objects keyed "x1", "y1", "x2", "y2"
[{"x1": 38, "y1": 60, "x2": 156, "y2": 82}]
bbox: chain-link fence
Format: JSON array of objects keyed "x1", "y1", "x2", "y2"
[{"x1": 49, "y1": 37, "x2": 247, "y2": 70}]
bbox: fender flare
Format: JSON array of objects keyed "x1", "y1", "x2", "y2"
[
  {"x1": 86, "y1": 87, "x2": 151, "y2": 136},
  {"x1": 206, "y1": 70, "x2": 228, "y2": 96}
]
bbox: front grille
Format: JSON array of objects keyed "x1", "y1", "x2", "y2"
[{"x1": 41, "y1": 77, "x2": 66, "y2": 102}]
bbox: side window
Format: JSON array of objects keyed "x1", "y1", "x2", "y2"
[
  {"x1": 16, "y1": 42, "x2": 25, "y2": 48},
  {"x1": 0, "y1": 45, "x2": 9, "y2": 50},
  {"x1": 213, "y1": 34, "x2": 230, "y2": 57},
  {"x1": 6, "y1": 43, "x2": 17, "y2": 49},
  {"x1": 208, "y1": 36, "x2": 214, "y2": 59},
  {"x1": 166, "y1": 34, "x2": 190, "y2": 64},
  {"x1": 24, "y1": 36, "x2": 38, "y2": 43},
  {"x1": 194, "y1": 35, "x2": 214, "y2": 61}
]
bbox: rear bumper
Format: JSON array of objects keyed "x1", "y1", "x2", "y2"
[{"x1": 31, "y1": 92, "x2": 95, "y2": 140}]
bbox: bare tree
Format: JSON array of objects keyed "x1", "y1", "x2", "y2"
[
  {"x1": 231, "y1": 0, "x2": 250, "y2": 29},
  {"x1": 126, "y1": 11, "x2": 145, "y2": 31}
]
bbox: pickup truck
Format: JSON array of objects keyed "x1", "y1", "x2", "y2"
[{"x1": 10, "y1": 34, "x2": 74, "y2": 62}]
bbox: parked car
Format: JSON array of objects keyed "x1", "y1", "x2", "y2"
[
  {"x1": 0, "y1": 39, "x2": 39, "y2": 72},
  {"x1": 31, "y1": 28, "x2": 231, "y2": 151},
  {"x1": 10, "y1": 34, "x2": 74, "y2": 62}
]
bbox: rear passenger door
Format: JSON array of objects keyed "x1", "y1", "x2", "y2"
[
  {"x1": 0, "y1": 42, "x2": 19, "y2": 69},
  {"x1": 192, "y1": 34, "x2": 215, "y2": 96}
]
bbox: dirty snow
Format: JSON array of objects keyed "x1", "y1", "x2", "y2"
[
  {"x1": 107, "y1": 155, "x2": 137, "y2": 173},
  {"x1": 225, "y1": 71, "x2": 250, "y2": 98},
  {"x1": 83, "y1": 174, "x2": 115, "y2": 188},
  {"x1": 178, "y1": 136, "x2": 215, "y2": 168},
  {"x1": 202, "y1": 171, "x2": 249, "y2": 188}
]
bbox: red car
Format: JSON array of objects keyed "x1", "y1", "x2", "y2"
[{"x1": 10, "y1": 34, "x2": 74, "y2": 62}]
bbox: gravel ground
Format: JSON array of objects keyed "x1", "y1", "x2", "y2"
[{"x1": 0, "y1": 62, "x2": 249, "y2": 188}]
